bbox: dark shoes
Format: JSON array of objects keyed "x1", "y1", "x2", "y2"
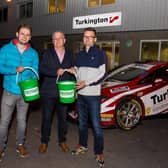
[
  {"x1": 95, "y1": 154, "x2": 105, "y2": 167},
  {"x1": 38, "y1": 143, "x2": 48, "y2": 153},
  {"x1": 0, "y1": 150, "x2": 5, "y2": 162},
  {"x1": 16, "y1": 144, "x2": 29, "y2": 158},
  {"x1": 59, "y1": 143, "x2": 70, "y2": 152}
]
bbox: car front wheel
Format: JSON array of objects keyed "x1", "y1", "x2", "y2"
[{"x1": 115, "y1": 98, "x2": 142, "y2": 130}]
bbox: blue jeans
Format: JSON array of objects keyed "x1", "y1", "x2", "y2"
[
  {"x1": 0, "y1": 90, "x2": 29, "y2": 150},
  {"x1": 40, "y1": 96, "x2": 68, "y2": 144},
  {"x1": 77, "y1": 95, "x2": 104, "y2": 155}
]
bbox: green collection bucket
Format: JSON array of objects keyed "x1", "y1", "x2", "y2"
[
  {"x1": 57, "y1": 80, "x2": 76, "y2": 103},
  {"x1": 16, "y1": 67, "x2": 40, "y2": 102}
]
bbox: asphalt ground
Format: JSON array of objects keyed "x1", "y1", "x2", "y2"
[{"x1": 0, "y1": 101, "x2": 168, "y2": 168}]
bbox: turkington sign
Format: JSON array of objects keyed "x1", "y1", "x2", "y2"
[{"x1": 73, "y1": 12, "x2": 122, "y2": 29}]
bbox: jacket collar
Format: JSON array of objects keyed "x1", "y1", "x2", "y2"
[{"x1": 12, "y1": 39, "x2": 30, "y2": 51}]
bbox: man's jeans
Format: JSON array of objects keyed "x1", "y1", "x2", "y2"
[
  {"x1": 0, "y1": 90, "x2": 29, "y2": 150},
  {"x1": 77, "y1": 94, "x2": 104, "y2": 155}
]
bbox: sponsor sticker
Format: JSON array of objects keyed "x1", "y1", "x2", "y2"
[
  {"x1": 110, "y1": 86, "x2": 129, "y2": 93},
  {"x1": 60, "y1": 90, "x2": 75, "y2": 98},
  {"x1": 24, "y1": 87, "x2": 39, "y2": 96}
]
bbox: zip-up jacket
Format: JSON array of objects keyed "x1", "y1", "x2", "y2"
[
  {"x1": 75, "y1": 45, "x2": 107, "y2": 96},
  {"x1": 0, "y1": 40, "x2": 39, "y2": 94}
]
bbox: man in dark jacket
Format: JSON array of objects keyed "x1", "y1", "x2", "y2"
[{"x1": 38, "y1": 31, "x2": 74, "y2": 153}]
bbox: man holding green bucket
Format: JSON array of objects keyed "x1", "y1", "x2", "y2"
[
  {"x1": 0, "y1": 24, "x2": 39, "y2": 161},
  {"x1": 70, "y1": 27, "x2": 107, "y2": 167},
  {"x1": 39, "y1": 31, "x2": 75, "y2": 154}
]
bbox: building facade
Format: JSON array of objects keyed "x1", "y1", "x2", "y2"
[{"x1": 0, "y1": 0, "x2": 168, "y2": 71}]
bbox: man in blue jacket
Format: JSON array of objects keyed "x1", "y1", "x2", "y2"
[
  {"x1": 38, "y1": 31, "x2": 75, "y2": 154},
  {"x1": 0, "y1": 24, "x2": 39, "y2": 161}
]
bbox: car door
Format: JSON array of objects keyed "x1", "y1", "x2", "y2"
[{"x1": 139, "y1": 66, "x2": 168, "y2": 116}]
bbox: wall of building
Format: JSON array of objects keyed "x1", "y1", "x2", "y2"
[
  {"x1": 0, "y1": 0, "x2": 168, "y2": 66},
  {"x1": 0, "y1": 0, "x2": 168, "y2": 38}
]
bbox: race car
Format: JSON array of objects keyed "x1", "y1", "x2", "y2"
[{"x1": 68, "y1": 62, "x2": 168, "y2": 130}]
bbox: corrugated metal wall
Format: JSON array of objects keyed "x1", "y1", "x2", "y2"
[{"x1": 0, "y1": 0, "x2": 168, "y2": 38}]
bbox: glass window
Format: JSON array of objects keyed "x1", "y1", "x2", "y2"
[
  {"x1": 88, "y1": 0, "x2": 99, "y2": 7},
  {"x1": 106, "y1": 65, "x2": 147, "y2": 82},
  {"x1": 141, "y1": 42, "x2": 159, "y2": 61},
  {"x1": 0, "y1": 9, "x2": 2, "y2": 22},
  {"x1": 48, "y1": 0, "x2": 66, "y2": 13},
  {"x1": 114, "y1": 42, "x2": 120, "y2": 67},
  {"x1": 160, "y1": 41, "x2": 168, "y2": 62},
  {"x1": 3, "y1": 8, "x2": 8, "y2": 22},
  {"x1": 88, "y1": 0, "x2": 115, "y2": 7},
  {"x1": 27, "y1": 2, "x2": 33, "y2": 17},
  {"x1": 138, "y1": 74, "x2": 154, "y2": 84},
  {"x1": 155, "y1": 66, "x2": 168, "y2": 81},
  {"x1": 140, "y1": 40, "x2": 168, "y2": 62},
  {"x1": 101, "y1": 42, "x2": 113, "y2": 71},
  {"x1": 93, "y1": 41, "x2": 120, "y2": 71},
  {"x1": 19, "y1": 1, "x2": 33, "y2": 19},
  {"x1": 0, "y1": 7, "x2": 8, "y2": 23},
  {"x1": 75, "y1": 41, "x2": 120, "y2": 72},
  {"x1": 102, "y1": 0, "x2": 115, "y2": 5}
]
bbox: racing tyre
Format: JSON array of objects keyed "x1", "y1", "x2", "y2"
[{"x1": 115, "y1": 98, "x2": 142, "y2": 130}]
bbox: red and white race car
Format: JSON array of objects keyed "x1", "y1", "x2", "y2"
[{"x1": 69, "y1": 62, "x2": 168, "y2": 130}]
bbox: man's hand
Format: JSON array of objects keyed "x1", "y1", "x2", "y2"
[
  {"x1": 57, "y1": 68, "x2": 65, "y2": 76},
  {"x1": 66, "y1": 67, "x2": 76, "y2": 74},
  {"x1": 76, "y1": 80, "x2": 86, "y2": 89},
  {"x1": 16, "y1": 66, "x2": 24, "y2": 72}
]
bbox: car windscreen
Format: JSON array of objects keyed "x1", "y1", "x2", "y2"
[{"x1": 106, "y1": 67, "x2": 147, "y2": 82}]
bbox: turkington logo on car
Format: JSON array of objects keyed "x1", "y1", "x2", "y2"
[
  {"x1": 73, "y1": 12, "x2": 122, "y2": 29},
  {"x1": 150, "y1": 89, "x2": 168, "y2": 105}
]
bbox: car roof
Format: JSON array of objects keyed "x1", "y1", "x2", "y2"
[{"x1": 134, "y1": 61, "x2": 168, "y2": 67}]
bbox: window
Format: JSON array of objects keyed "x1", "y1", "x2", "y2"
[
  {"x1": 88, "y1": 0, "x2": 115, "y2": 7},
  {"x1": 78, "y1": 41, "x2": 120, "y2": 71},
  {"x1": 160, "y1": 41, "x2": 168, "y2": 61},
  {"x1": 141, "y1": 42, "x2": 158, "y2": 61},
  {"x1": 139, "y1": 66, "x2": 168, "y2": 85},
  {"x1": 0, "y1": 7, "x2": 8, "y2": 23},
  {"x1": 19, "y1": 1, "x2": 33, "y2": 19},
  {"x1": 140, "y1": 40, "x2": 168, "y2": 62},
  {"x1": 48, "y1": 0, "x2": 66, "y2": 13},
  {"x1": 155, "y1": 66, "x2": 168, "y2": 81}
]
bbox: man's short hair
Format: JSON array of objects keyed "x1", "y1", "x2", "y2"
[
  {"x1": 83, "y1": 27, "x2": 97, "y2": 36},
  {"x1": 17, "y1": 24, "x2": 32, "y2": 34}
]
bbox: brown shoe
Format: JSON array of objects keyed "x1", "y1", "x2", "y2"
[
  {"x1": 0, "y1": 150, "x2": 5, "y2": 162},
  {"x1": 59, "y1": 143, "x2": 70, "y2": 152},
  {"x1": 16, "y1": 144, "x2": 29, "y2": 158},
  {"x1": 39, "y1": 143, "x2": 47, "y2": 153}
]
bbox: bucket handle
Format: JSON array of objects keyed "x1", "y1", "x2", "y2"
[
  {"x1": 16, "y1": 66, "x2": 39, "y2": 84},
  {"x1": 56, "y1": 69, "x2": 77, "y2": 83}
]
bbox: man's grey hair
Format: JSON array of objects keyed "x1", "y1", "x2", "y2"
[{"x1": 52, "y1": 31, "x2": 65, "y2": 39}]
